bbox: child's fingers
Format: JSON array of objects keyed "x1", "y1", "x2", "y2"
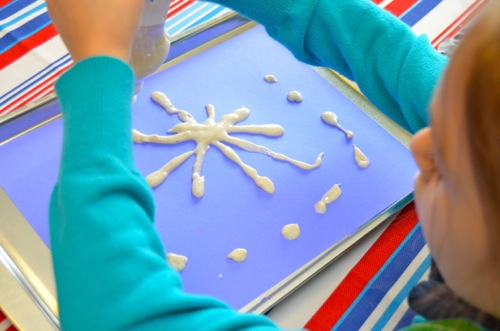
[{"x1": 45, "y1": 0, "x2": 145, "y2": 62}]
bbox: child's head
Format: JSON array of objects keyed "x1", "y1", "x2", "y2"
[{"x1": 410, "y1": 1, "x2": 500, "y2": 316}]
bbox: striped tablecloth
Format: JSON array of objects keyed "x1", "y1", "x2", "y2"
[
  {"x1": 0, "y1": 0, "x2": 230, "y2": 115},
  {"x1": 0, "y1": 0, "x2": 486, "y2": 330},
  {"x1": 305, "y1": 203, "x2": 428, "y2": 330},
  {"x1": 0, "y1": 0, "x2": 483, "y2": 115}
]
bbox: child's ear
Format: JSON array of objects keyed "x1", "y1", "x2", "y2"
[{"x1": 410, "y1": 127, "x2": 436, "y2": 181}]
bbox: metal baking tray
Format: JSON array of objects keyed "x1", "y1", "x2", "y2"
[{"x1": 0, "y1": 12, "x2": 415, "y2": 331}]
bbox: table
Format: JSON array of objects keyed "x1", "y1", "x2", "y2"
[{"x1": 0, "y1": 0, "x2": 485, "y2": 330}]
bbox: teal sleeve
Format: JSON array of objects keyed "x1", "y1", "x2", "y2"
[
  {"x1": 50, "y1": 57, "x2": 281, "y2": 331},
  {"x1": 208, "y1": 0, "x2": 448, "y2": 133}
]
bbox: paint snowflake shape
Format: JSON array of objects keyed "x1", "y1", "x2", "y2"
[{"x1": 133, "y1": 91, "x2": 323, "y2": 198}]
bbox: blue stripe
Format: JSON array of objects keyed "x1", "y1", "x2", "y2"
[
  {"x1": 372, "y1": 254, "x2": 431, "y2": 330},
  {"x1": 165, "y1": 2, "x2": 204, "y2": 27},
  {"x1": 0, "y1": 54, "x2": 70, "y2": 107},
  {"x1": 165, "y1": 2, "x2": 216, "y2": 33},
  {"x1": 0, "y1": 11, "x2": 51, "y2": 53},
  {"x1": 332, "y1": 224, "x2": 425, "y2": 331},
  {"x1": 168, "y1": 7, "x2": 227, "y2": 35},
  {"x1": 401, "y1": 0, "x2": 442, "y2": 26},
  {"x1": 181, "y1": 7, "x2": 227, "y2": 32},
  {"x1": 0, "y1": 0, "x2": 38, "y2": 20},
  {"x1": 0, "y1": 2, "x2": 45, "y2": 29}
]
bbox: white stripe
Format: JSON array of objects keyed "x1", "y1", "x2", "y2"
[
  {"x1": 383, "y1": 268, "x2": 430, "y2": 330},
  {"x1": 165, "y1": 3, "x2": 211, "y2": 32},
  {"x1": 1, "y1": 73, "x2": 59, "y2": 113},
  {"x1": 0, "y1": 0, "x2": 45, "y2": 25},
  {"x1": 411, "y1": 0, "x2": 477, "y2": 40},
  {"x1": 2, "y1": 75, "x2": 58, "y2": 113},
  {"x1": 0, "y1": 36, "x2": 68, "y2": 101},
  {"x1": 379, "y1": 0, "x2": 395, "y2": 9},
  {"x1": 0, "y1": 317, "x2": 12, "y2": 330},
  {"x1": 0, "y1": 53, "x2": 68, "y2": 105},
  {"x1": 0, "y1": 4, "x2": 47, "y2": 39},
  {"x1": 431, "y1": 14, "x2": 466, "y2": 47},
  {"x1": 358, "y1": 245, "x2": 430, "y2": 331},
  {"x1": 431, "y1": 0, "x2": 484, "y2": 46}
]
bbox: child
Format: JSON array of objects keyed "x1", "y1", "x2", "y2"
[{"x1": 45, "y1": 0, "x2": 499, "y2": 330}]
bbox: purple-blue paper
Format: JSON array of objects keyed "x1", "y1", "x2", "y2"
[{"x1": 0, "y1": 26, "x2": 417, "y2": 310}]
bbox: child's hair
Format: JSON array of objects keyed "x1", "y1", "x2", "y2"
[{"x1": 456, "y1": 1, "x2": 500, "y2": 264}]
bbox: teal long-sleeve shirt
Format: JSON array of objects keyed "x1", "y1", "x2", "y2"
[
  {"x1": 50, "y1": 0, "x2": 466, "y2": 330},
  {"x1": 51, "y1": 57, "x2": 280, "y2": 331},
  {"x1": 209, "y1": 0, "x2": 447, "y2": 133}
]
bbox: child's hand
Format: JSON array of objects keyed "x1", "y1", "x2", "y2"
[{"x1": 46, "y1": 0, "x2": 144, "y2": 63}]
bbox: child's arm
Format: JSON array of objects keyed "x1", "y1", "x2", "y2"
[
  {"x1": 49, "y1": 57, "x2": 281, "y2": 331},
  {"x1": 47, "y1": 1, "x2": 281, "y2": 329},
  {"x1": 209, "y1": 0, "x2": 447, "y2": 133}
]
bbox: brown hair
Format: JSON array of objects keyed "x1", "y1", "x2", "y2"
[{"x1": 458, "y1": 1, "x2": 500, "y2": 262}]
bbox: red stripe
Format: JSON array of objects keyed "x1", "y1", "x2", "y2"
[
  {"x1": 385, "y1": 0, "x2": 419, "y2": 17},
  {"x1": 304, "y1": 203, "x2": 418, "y2": 331},
  {"x1": 372, "y1": 0, "x2": 385, "y2": 5},
  {"x1": 0, "y1": 23, "x2": 58, "y2": 70},
  {"x1": 168, "y1": 0, "x2": 194, "y2": 18},
  {"x1": 431, "y1": 0, "x2": 486, "y2": 46},
  {"x1": 0, "y1": 64, "x2": 70, "y2": 115},
  {"x1": 169, "y1": 0, "x2": 187, "y2": 9},
  {"x1": 0, "y1": 86, "x2": 55, "y2": 115},
  {"x1": 0, "y1": 0, "x2": 12, "y2": 7},
  {"x1": 1, "y1": 81, "x2": 55, "y2": 115},
  {"x1": 0, "y1": 308, "x2": 17, "y2": 330}
]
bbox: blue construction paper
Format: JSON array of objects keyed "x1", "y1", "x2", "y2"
[{"x1": 0, "y1": 25, "x2": 417, "y2": 310}]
